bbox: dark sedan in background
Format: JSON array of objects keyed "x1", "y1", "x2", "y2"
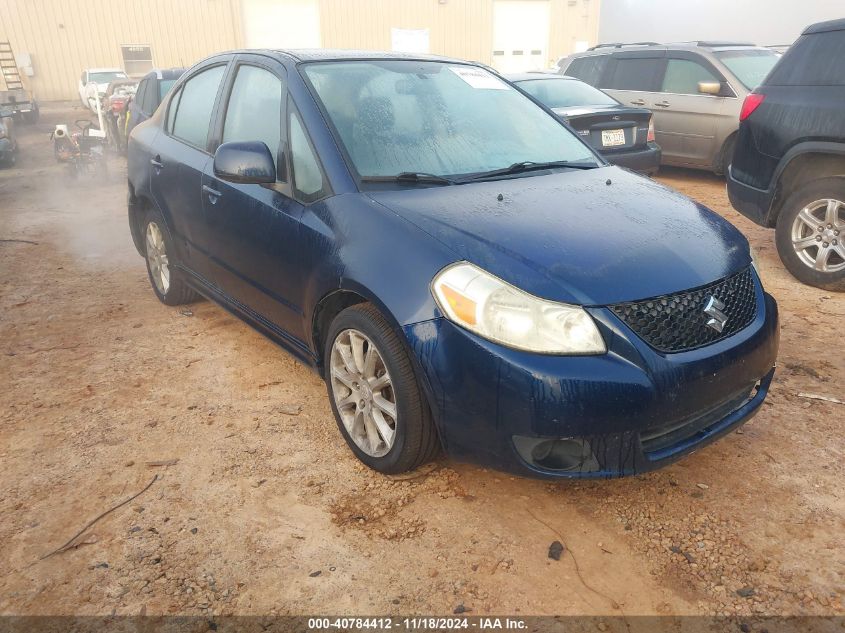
[
  {"x1": 509, "y1": 72, "x2": 661, "y2": 174},
  {"x1": 126, "y1": 68, "x2": 184, "y2": 139}
]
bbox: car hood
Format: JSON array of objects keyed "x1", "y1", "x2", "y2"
[{"x1": 367, "y1": 166, "x2": 750, "y2": 306}]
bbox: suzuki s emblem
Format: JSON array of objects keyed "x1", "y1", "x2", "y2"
[
  {"x1": 612, "y1": 115, "x2": 620, "y2": 121},
  {"x1": 704, "y1": 296, "x2": 728, "y2": 333}
]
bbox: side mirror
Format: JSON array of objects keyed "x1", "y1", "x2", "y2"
[
  {"x1": 698, "y1": 81, "x2": 723, "y2": 96},
  {"x1": 213, "y1": 141, "x2": 276, "y2": 185}
]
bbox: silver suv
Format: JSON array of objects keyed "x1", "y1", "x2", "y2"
[{"x1": 558, "y1": 42, "x2": 780, "y2": 175}]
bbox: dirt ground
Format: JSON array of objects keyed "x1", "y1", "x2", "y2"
[{"x1": 1, "y1": 104, "x2": 843, "y2": 622}]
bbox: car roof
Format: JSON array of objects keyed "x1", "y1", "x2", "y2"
[
  {"x1": 507, "y1": 72, "x2": 574, "y2": 82},
  {"x1": 803, "y1": 17, "x2": 845, "y2": 35},
  {"x1": 572, "y1": 42, "x2": 769, "y2": 56},
  {"x1": 226, "y1": 48, "x2": 470, "y2": 64}
]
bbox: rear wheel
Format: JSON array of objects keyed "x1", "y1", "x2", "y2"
[
  {"x1": 775, "y1": 178, "x2": 845, "y2": 291},
  {"x1": 324, "y1": 304, "x2": 439, "y2": 474},
  {"x1": 715, "y1": 135, "x2": 735, "y2": 177},
  {"x1": 142, "y1": 208, "x2": 200, "y2": 305}
]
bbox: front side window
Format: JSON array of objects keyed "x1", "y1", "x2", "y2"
[
  {"x1": 661, "y1": 59, "x2": 720, "y2": 94},
  {"x1": 519, "y1": 78, "x2": 618, "y2": 108},
  {"x1": 714, "y1": 50, "x2": 779, "y2": 90},
  {"x1": 166, "y1": 86, "x2": 181, "y2": 133},
  {"x1": 171, "y1": 65, "x2": 226, "y2": 149},
  {"x1": 222, "y1": 65, "x2": 283, "y2": 167},
  {"x1": 605, "y1": 57, "x2": 661, "y2": 91},
  {"x1": 141, "y1": 80, "x2": 158, "y2": 115},
  {"x1": 302, "y1": 60, "x2": 597, "y2": 179},
  {"x1": 158, "y1": 79, "x2": 177, "y2": 101}
]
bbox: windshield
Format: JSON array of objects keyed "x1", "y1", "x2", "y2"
[
  {"x1": 302, "y1": 60, "x2": 598, "y2": 179},
  {"x1": 715, "y1": 50, "x2": 779, "y2": 89},
  {"x1": 90, "y1": 71, "x2": 127, "y2": 84},
  {"x1": 518, "y1": 77, "x2": 618, "y2": 108}
]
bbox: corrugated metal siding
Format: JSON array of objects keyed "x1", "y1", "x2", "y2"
[
  {"x1": 0, "y1": 0, "x2": 599, "y2": 100},
  {"x1": 318, "y1": 0, "x2": 495, "y2": 65},
  {"x1": 0, "y1": 0, "x2": 243, "y2": 101}
]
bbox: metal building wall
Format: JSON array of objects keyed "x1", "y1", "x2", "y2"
[{"x1": 0, "y1": 0, "x2": 243, "y2": 101}]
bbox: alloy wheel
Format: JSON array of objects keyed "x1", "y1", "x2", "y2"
[
  {"x1": 329, "y1": 329, "x2": 397, "y2": 458},
  {"x1": 790, "y1": 198, "x2": 845, "y2": 273},
  {"x1": 145, "y1": 221, "x2": 170, "y2": 294}
]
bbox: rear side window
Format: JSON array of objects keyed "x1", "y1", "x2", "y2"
[
  {"x1": 605, "y1": 57, "x2": 661, "y2": 91},
  {"x1": 171, "y1": 65, "x2": 226, "y2": 150},
  {"x1": 222, "y1": 65, "x2": 283, "y2": 169},
  {"x1": 766, "y1": 31, "x2": 845, "y2": 86},
  {"x1": 661, "y1": 59, "x2": 720, "y2": 94},
  {"x1": 564, "y1": 56, "x2": 608, "y2": 86}
]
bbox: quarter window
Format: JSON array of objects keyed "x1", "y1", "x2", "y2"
[
  {"x1": 564, "y1": 55, "x2": 608, "y2": 86},
  {"x1": 222, "y1": 65, "x2": 283, "y2": 170},
  {"x1": 171, "y1": 65, "x2": 226, "y2": 150},
  {"x1": 289, "y1": 110, "x2": 327, "y2": 202},
  {"x1": 605, "y1": 57, "x2": 661, "y2": 91},
  {"x1": 661, "y1": 59, "x2": 720, "y2": 94}
]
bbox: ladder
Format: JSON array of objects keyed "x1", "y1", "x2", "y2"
[{"x1": 0, "y1": 41, "x2": 23, "y2": 91}]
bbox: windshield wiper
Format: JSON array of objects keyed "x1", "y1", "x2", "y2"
[
  {"x1": 457, "y1": 160, "x2": 599, "y2": 183},
  {"x1": 361, "y1": 172, "x2": 457, "y2": 186}
]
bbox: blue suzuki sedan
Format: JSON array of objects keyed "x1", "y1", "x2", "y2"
[{"x1": 127, "y1": 50, "x2": 779, "y2": 478}]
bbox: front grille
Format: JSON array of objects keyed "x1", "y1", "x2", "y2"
[{"x1": 610, "y1": 267, "x2": 757, "y2": 353}]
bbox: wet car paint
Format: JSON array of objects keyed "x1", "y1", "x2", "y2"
[{"x1": 128, "y1": 50, "x2": 779, "y2": 478}]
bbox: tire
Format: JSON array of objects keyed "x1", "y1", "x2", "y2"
[
  {"x1": 324, "y1": 303, "x2": 439, "y2": 474},
  {"x1": 715, "y1": 135, "x2": 735, "y2": 177},
  {"x1": 142, "y1": 207, "x2": 201, "y2": 305},
  {"x1": 774, "y1": 177, "x2": 845, "y2": 291}
]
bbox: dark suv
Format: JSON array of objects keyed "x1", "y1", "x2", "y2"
[{"x1": 727, "y1": 18, "x2": 845, "y2": 291}]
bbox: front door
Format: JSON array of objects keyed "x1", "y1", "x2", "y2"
[{"x1": 200, "y1": 57, "x2": 308, "y2": 343}]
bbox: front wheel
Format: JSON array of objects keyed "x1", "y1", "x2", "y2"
[
  {"x1": 324, "y1": 304, "x2": 439, "y2": 474},
  {"x1": 775, "y1": 178, "x2": 845, "y2": 291}
]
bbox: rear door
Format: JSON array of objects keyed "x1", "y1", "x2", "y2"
[
  {"x1": 652, "y1": 53, "x2": 733, "y2": 166},
  {"x1": 149, "y1": 61, "x2": 229, "y2": 278}
]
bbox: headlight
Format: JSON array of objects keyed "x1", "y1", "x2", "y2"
[{"x1": 431, "y1": 262, "x2": 606, "y2": 355}]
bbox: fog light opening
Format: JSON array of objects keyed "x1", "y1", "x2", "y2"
[{"x1": 513, "y1": 436, "x2": 600, "y2": 473}]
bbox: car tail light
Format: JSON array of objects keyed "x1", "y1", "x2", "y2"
[
  {"x1": 740, "y1": 93, "x2": 766, "y2": 122},
  {"x1": 647, "y1": 118, "x2": 655, "y2": 143}
]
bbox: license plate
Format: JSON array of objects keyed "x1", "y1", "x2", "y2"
[{"x1": 601, "y1": 129, "x2": 626, "y2": 147}]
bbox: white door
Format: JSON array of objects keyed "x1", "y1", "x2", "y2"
[
  {"x1": 242, "y1": 0, "x2": 321, "y2": 49},
  {"x1": 492, "y1": 0, "x2": 551, "y2": 73}
]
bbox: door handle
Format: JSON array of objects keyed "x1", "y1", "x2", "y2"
[
  {"x1": 654, "y1": 101, "x2": 670, "y2": 108},
  {"x1": 202, "y1": 184, "x2": 222, "y2": 203},
  {"x1": 150, "y1": 156, "x2": 164, "y2": 170},
  {"x1": 630, "y1": 99, "x2": 646, "y2": 106}
]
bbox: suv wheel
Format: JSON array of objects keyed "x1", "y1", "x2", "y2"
[
  {"x1": 775, "y1": 178, "x2": 845, "y2": 291},
  {"x1": 143, "y1": 208, "x2": 201, "y2": 305},
  {"x1": 324, "y1": 304, "x2": 439, "y2": 474}
]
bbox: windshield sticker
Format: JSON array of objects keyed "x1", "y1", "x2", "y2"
[{"x1": 448, "y1": 66, "x2": 509, "y2": 90}]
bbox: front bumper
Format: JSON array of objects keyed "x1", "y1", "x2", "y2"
[
  {"x1": 727, "y1": 165, "x2": 775, "y2": 227},
  {"x1": 600, "y1": 142, "x2": 661, "y2": 175},
  {"x1": 405, "y1": 281, "x2": 779, "y2": 479}
]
